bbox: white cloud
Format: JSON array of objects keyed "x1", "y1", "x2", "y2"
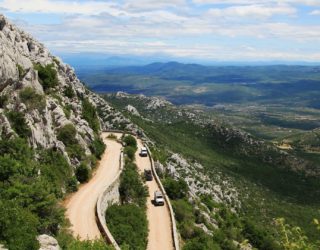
[
  {"x1": 310, "y1": 10, "x2": 320, "y2": 15},
  {"x1": 206, "y1": 4, "x2": 297, "y2": 19},
  {"x1": 1, "y1": 0, "x2": 320, "y2": 61}
]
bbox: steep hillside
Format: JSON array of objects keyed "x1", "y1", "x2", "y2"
[
  {"x1": 0, "y1": 15, "x2": 133, "y2": 249},
  {"x1": 105, "y1": 92, "x2": 320, "y2": 249}
]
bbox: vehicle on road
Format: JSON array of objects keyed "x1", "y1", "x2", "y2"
[
  {"x1": 144, "y1": 169, "x2": 153, "y2": 181},
  {"x1": 140, "y1": 147, "x2": 148, "y2": 157},
  {"x1": 154, "y1": 191, "x2": 165, "y2": 206}
]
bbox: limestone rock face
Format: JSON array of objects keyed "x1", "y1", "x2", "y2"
[
  {"x1": 37, "y1": 234, "x2": 61, "y2": 250},
  {"x1": 0, "y1": 14, "x2": 130, "y2": 165}
]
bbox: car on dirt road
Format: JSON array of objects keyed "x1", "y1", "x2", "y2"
[
  {"x1": 140, "y1": 147, "x2": 148, "y2": 157},
  {"x1": 154, "y1": 191, "x2": 165, "y2": 206},
  {"x1": 144, "y1": 169, "x2": 153, "y2": 181}
]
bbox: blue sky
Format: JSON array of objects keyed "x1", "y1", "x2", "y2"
[{"x1": 1, "y1": 0, "x2": 320, "y2": 62}]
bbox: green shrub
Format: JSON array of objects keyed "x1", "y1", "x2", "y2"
[
  {"x1": 63, "y1": 104, "x2": 72, "y2": 119},
  {"x1": 123, "y1": 135, "x2": 137, "y2": 148},
  {"x1": 0, "y1": 138, "x2": 66, "y2": 249},
  {"x1": 82, "y1": 98, "x2": 100, "y2": 132},
  {"x1": 106, "y1": 204, "x2": 148, "y2": 250},
  {"x1": 7, "y1": 111, "x2": 31, "y2": 138},
  {"x1": 124, "y1": 146, "x2": 136, "y2": 161},
  {"x1": 76, "y1": 163, "x2": 91, "y2": 183},
  {"x1": 16, "y1": 64, "x2": 25, "y2": 79},
  {"x1": 66, "y1": 239, "x2": 113, "y2": 250},
  {"x1": 66, "y1": 144, "x2": 85, "y2": 160},
  {"x1": 64, "y1": 85, "x2": 75, "y2": 99},
  {"x1": 0, "y1": 201, "x2": 39, "y2": 250},
  {"x1": 57, "y1": 124, "x2": 77, "y2": 146},
  {"x1": 0, "y1": 94, "x2": 8, "y2": 108},
  {"x1": 90, "y1": 137, "x2": 106, "y2": 159},
  {"x1": 19, "y1": 87, "x2": 46, "y2": 111},
  {"x1": 34, "y1": 63, "x2": 58, "y2": 92},
  {"x1": 119, "y1": 163, "x2": 148, "y2": 207},
  {"x1": 163, "y1": 177, "x2": 188, "y2": 200}
]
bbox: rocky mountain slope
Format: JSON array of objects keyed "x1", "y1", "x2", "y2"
[
  {"x1": 0, "y1": 14, "x2": 135, "y2": 250},
  {"x1": 0, "y1": 14, "x2": 135, "y2": 165}
]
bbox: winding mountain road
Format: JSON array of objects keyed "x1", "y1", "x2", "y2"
[
  {"x1": 136, "y1": 139, "x2": 174, "y2": 250},
  {"x1": 64, "y1": 132, "x2": 174, "y2": 249},
  {"x1": 64, "y1": 132, "x2": 122, "y2": 240}
]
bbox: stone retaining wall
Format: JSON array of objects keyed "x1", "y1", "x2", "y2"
[
  {"x1": 145, "y1": 145, "x2": 180, "y2": 250},
  {"x1": 96, "y1": 150, "x2": 124, "y2": 250}
]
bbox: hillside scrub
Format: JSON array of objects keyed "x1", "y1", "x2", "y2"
[
  {"x1": 82, "y1": 98, "x2": 100, "y2": 133},
  {"x1": 6, "y1": 111, "x2": 31, "y2": 138},
  {"x1": 106, "y1": 204, "x2": 148, "y2": 250},
  {"x1": 90, "y1": 136, "x2": 106, "y2": 159},
  {"x1": 34, "y1": 63, "x2": 58, "y2": 92},
  {"x1": 106, "y1": 135, "x2": 148, "y2": 249},
  {"x1": 0, "y1": 138, "x2": 69, "y2": 249},
  {"x1": 19, "y1": 87, "x2": 46, "y2": 111},
  {"x1": 75, "y1": 163, "x2": 91, "y2": 183}
]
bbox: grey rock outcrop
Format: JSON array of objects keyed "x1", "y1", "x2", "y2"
[
  {"x1": 37, "y1": 234, "x2": 61, "y2": 250},
  {"x1": 0, "y1": 15, "x2": 127, "y2": 165}
]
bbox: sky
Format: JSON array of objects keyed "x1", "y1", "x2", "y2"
[{"x1": 1, "y1": 0, "x2": 320, "y2": 63}]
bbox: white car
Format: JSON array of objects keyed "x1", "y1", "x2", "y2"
[
  {"x1": 140, "y1": 147, "x2": 148, "y2": 157},
  {"x1": 154, "y1": 191, "x2": 165, "y2": 206}
]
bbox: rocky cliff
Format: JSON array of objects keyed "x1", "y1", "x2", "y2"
[{"x1": 0, "y1": 14, "x2": 134, "y2": 166}]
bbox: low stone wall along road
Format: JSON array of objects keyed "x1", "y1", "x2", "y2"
[{"x1": 136, "y1": 139, "x2": 174, "y2": 250}]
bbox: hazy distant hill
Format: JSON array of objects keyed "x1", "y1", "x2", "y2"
[{"x1": 79, "y1": 62, "x2": 320, "y2": 107}]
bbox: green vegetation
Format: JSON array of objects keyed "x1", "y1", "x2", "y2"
[
  {"x1": 63, "y1": 104, "x2": 72, "y2": 119},
  {"x1": 163, "y1": 177, "x2": 188, "y2": 200},
  {"x1": 64, "y1": 85, "x2": 75, "y2": 99},
  {"x1": 57, "y1": 125, "x2": 91, "y2": 163},
  {"x1": 105, "y1": 94, "x2": 320, "y2": 247},
  {"x1": 82, "y1": 98, "x2": 100, "y2": 133},
  {"x1": 34, "y1": 63, "x2": 58, "y2": 92},
  {"x1": 6, "y1": 111, "x2": 31, "y2": 138},
  {"x1": 106, "y1": 204, "x2": 148, "y2": 250},
  {"x1": 75, "y1": 163, "x2": 91, "y2": 183},
  {"x1": 106, "y1": 135, "x2": 148, "y2": 249},
  {"x1": 0, "y1": 138, "x2": 72, "y2": 249},
  {"x1": 16, "y1": 64, "x2": 25, "y2": 79},
  {"x1": 119, "y1": 162, "x2": 148, "y2": 207},
  {"x1": 90, "y1": 136, "x2": 106, "y2": 159},
  {"x1": 123, "y1": 134, "x2": 137, "y2": 148},
  {"x1": 57, "y1": 124, "x2": 77, "y2": 146},
  {"x1": 19, "y1": 87, "x2": 46, "y2": 111},
  {"x1": 0, "y1": 94, "x2": 8, "y2": 108}
]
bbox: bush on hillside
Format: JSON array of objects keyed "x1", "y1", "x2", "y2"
[
  {"x1": 75, "y1": 163, "x2": 91, "y2": 183},
  {"x1": 90, "y1": 137, "x2": 106, "y2": 159},
  {"x1": 19, "y1": 87, "x2": 46, "y2": 111},
  {"x1": 119, "y1": 163, "x2": 148, "y2": 207},
  {"x1": 34, "y1": 63, "x2": 58, "y2": 92},
  {"x1": 163, "y1": 177, "x2": 188, "y2": 200},
  {"x1": 124, "y1": 146, "x2": 136, "y2": 161},
  {"x1": 105, "y1": 204, "x2": 148, "y2": 250},
  {"x1": 123, "y1": 135, "x2": 137, "y2": 148},
  {"x1": 82, "y1": 98, "x2": 100, "y2": 133},
  {"x1": 7, "y1": 111, "x2": 31, "y2": 138},
  {"x1": 57, "y1": 124, "x2": 77, "y2": 146},
  {"x1": 63, "y1": 85, "x2": 75, "y2": 99},
  {"x1": 0, "y1": 94, "x2": 8, "y2": 108},
  {"x1": 0, "y1": 138, "x2": 66, "y2": 249}
]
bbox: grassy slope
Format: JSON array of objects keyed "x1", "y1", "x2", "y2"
[{"x1": 106, "y1": 96, "x2": 320, "y2": 242}]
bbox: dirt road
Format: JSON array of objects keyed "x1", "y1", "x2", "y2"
[
  {"x1": 64, "y1": 132, "x2": 122, "y2": 240},
  {"x1": 136, "y1": 139, "x2": 174, "y2": 250}
]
